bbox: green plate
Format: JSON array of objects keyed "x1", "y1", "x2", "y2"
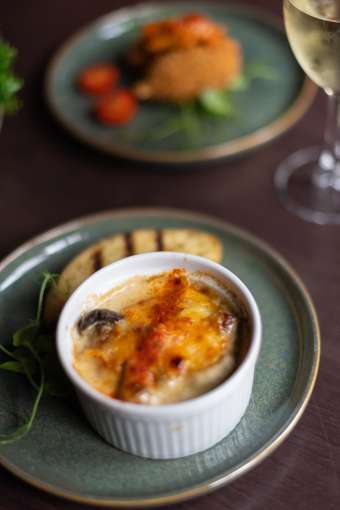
[
  {"x1": 45, "y1": 2, "x2": 316, "y2": 164},
  {"x1": 0, "y1": 208, "x2": 319, "y2": 507}
]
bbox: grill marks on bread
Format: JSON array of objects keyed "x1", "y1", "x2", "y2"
[
  {"x1": 92, "y1": 249, "x2": 103, "y2": 272},
  {"x1": 44, "y1": 228, "x2": 223, "y2": 324}
]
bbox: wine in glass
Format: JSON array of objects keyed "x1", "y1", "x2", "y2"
[{"x1": 276, "y1": 0, "x2": 340, "y2": 223}]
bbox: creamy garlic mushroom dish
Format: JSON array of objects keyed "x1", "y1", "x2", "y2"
[{"x1": 73, "y1": 268, "x2": 249, "y2": 405}]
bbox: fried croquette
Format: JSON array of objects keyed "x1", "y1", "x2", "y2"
[
  {"x1": 134, "y1": 39, "x2": 242, "y2": 102},
  {"x1": 128, "y1": 14, "x2": 242, "y2": 103}
]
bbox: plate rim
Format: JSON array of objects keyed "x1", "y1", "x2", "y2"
[
  {"x1": 0, "y1": 207, "x2": 320, "y2": 507},
  {"x1": 45, "y1": 1, "x2": 317, "y2": 164}
]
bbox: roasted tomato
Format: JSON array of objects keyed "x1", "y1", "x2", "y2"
[
  {"x1": 95, "y1": 89, "x2": 138, "y2": 125},
  {"x1": 78, "y1": 64, "x2": 120, "y2": 95}
]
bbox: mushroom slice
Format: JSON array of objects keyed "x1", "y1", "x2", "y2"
[{"x1": 77, "y1": 309, "x2": 123, "y2": 334}]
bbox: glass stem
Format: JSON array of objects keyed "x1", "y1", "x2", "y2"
[{"x1": 315, "y1": 92, "x2": 340, "y2": 190}]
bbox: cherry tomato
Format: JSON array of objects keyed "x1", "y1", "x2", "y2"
[
  {"x1": 95, "y1": 89, "x2": 138, "y2": 126},
  {"x1": 78, "y1": 64, "x2": 119, "y2": 96}
]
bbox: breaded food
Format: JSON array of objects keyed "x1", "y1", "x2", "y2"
[
  {"x1": 134, "y1": 39, "x2": 242, "y2": 103},
  {"x1": 44, "y1": 228, "x2": 223, "y2": 324},
  {"x1": 128, "y1": 14, "x2": 226, "y2": 67},
  {"x1": 128, "y1": 13, "x2": 242, "y2": 102}
]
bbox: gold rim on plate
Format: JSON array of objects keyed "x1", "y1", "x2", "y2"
[
  {"x1": 0, "y1": 207, "x2": 320, "y2": 507},
  {"x1": 45, "y1": 2, "x2": 317, "y2": 164}
]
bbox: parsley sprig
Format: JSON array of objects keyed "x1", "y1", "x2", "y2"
[
  {"x1": 0, "y1": 40, "x2": 23, "y2": 115},
  {"x1": 0, "y1": 273, "x2": 70, "y2": 445}
]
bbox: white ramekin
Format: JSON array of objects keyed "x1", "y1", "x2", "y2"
[{"x1": 57, "y1": 252, "x2": 262, "y2": 459}]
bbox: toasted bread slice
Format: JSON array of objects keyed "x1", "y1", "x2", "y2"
[{"x1": 44, "y1": 228, "x2": 223, "y2": 324}]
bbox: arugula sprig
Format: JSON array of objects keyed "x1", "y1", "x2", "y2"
[
  {"x1": 0, "y1": 39, "x2": 23, "y2": 115},
  {"x1": 140, "y1": 102, "x2": 201, "y2": 143},
  {"x1": 0, "y1": 272, "x2": 69, "y2": 445},
  {"x1": 198, "y1": 62, "x2": 277, "y2": 117},
  {"x1": 141, "y1": 61, "x2": 277, "y2": 142}
]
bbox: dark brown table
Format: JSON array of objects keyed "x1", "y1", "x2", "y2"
[{"x1": 1, "y1": 1, "x2": 339, "y2": 509}]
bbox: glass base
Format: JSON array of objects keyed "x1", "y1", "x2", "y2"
[{"x1": 275, "y1": 147, "x2": 340, "y2": 224}]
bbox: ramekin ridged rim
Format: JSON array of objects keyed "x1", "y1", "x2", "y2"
[{"x1": 56, "y1": 252, "x2": 262, "y2": 416}]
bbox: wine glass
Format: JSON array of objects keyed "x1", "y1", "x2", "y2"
[{"x1": 275, "y1": 0, "x2": 340, "y2": 224}]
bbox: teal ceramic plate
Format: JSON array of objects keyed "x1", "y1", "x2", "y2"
[
  {"x1": 0, "y1": 208, "x2": 319, "y2": 507},
  {"x1": 45, "y1": 2, "x2": 316, "y2": 164}
]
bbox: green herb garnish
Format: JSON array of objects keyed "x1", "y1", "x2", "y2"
[
  {"x1": 142, "y1": 60, "x2": 277, "y2": 142},
  {"x1": 198, "y1": 89, "x2": 235, "y2": 117},
  {"x1": 0, "y1": 272, "x2": 69, "y2": 445},
  {"x1": 246, "y1": 61, "x2": 277, "y2": 81},
  {"x1": 0, "y1": 40, "x2": 23, "y2": 115},
  {"x1": 228, "y1": 62, "x2": 277, "y2": 92},
  {"x1": 228, "y1": 74, "x2": 249, "y2": 92},
  {"x1": 198, "y1": 62, "x2": 277, "y2": 116},
  {"x1": 137, "y1": 102, "x2": 201, "y2": 144}
]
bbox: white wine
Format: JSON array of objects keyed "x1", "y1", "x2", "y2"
[{"x1": 284, "y1": 0, "x2": 340, "y2": 93}]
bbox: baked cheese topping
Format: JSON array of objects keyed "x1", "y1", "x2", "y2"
[{"x1": 73, "y1": 268, "x2": 244, "y2": 404}]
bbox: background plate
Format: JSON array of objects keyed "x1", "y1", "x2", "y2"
[
  {"x1": 46, "y1": 2, "x2": 316, "y2": 163},
  {"x1": 0, "y1": 208, "x2": 319, "y2": 507}
]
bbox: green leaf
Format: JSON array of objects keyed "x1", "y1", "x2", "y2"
[
  {"x1": 13, "y1": 324, "x2": 39, "y2": 348},
  {"x1": 137, "y1": 103, "x2": 201, "y2": 143},
  {"x1": 0, "y1": 343, "x2": 16, "y2": 358},
  {"x1": 0, "y1": 361, "x2": 25, "y2": 374},
  {"x1": 11, "y1": 348, "x2": 39, "y2": 391},
  {"x1": 246, "y1": 62, "x2": 277, "y2": 81},
  {"x1": 140, "y1": 120, "x2": 182, "y2": 141},
  {"x1": 0, "y1": 39, "x2": 23, "y2": 114},
  {"x1": 178, "y1": 103, "x2": 201, "y2": 141},
  {"x1": 198, "y1": 89, "x2": 235, "y2": 117},
  {"x1": 0, "y1": 371, "x2": 45, "y2": 446},
  {"x1": 11, "y1": 273, "x2": 58, "y2": 348},
  {"x1": 228, "y1": 74, "x2": 249, "y2": 91},
  {"x1": 227, "y1": 62, "x2": 277, "y2": 94},
  {"x1": 0, "y1": 95, "x2": 21, "y2": 114},
  {"x1": 0, "y1": 74, "x2": 23, "y2": 95},
  {"x1": 0, "y1": 271, "x2": 62, "y2": 446},
  {"x1": 12, "y1": 348, "x2": 37, "y2": 373},
  {"x1": 0, "y1": 41, "x2": 16, "y2": 72}
]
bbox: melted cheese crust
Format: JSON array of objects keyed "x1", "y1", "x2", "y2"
[{"x1": 73, "y1": 268, "x2": 240, "y2": 404}]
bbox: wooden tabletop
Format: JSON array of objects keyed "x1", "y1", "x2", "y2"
[{"x1": 1, "y1": 0, "x2": 339, "y2": 509}]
